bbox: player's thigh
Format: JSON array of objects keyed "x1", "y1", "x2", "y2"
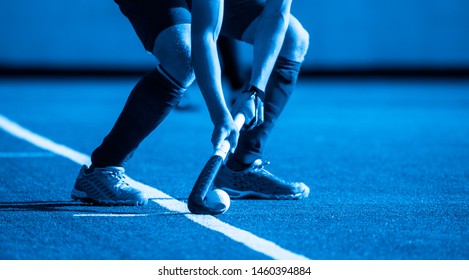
[
  {"x1": 236, "y1": 6, "x2": 309, "y2": 61},
  {"x1": 114, "y1": 0, "x2": 193, "y2": 84},
  {"x1": 222, "y1": 0, "x2": 308, "y2": 60},
  {"x1": 220, "y1": 0, "x2": 265, "y2": 41},
  {"x1": 221, "y1": 0, "x2": 291, "y2": 42}
]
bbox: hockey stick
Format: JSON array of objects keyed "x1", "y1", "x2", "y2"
[{"x1": 187, "y1": 113, "x2": 245, "y2": 215}]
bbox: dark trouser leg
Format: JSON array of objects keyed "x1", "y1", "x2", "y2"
[
  {"x1": 229, "y1": 56, "x2": 302, "y2": 168},
  {"x1": 91, "y1": 66, "x2": 185, "y2": 167}
]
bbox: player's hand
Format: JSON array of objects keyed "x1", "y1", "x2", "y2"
[
  {"x1": 211, "y1": 117, "x2": 239, "y2": 154},
  {"x1": 231, "y1": 85, "x2": 265, "y2": 130}
]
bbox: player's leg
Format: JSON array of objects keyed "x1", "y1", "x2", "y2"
[
  {"x1": 233, "y1": 14, "x2": 309, "y2": 165},
  {"x1": 214, "y1": 0, "x2": 310, "y2": 199},
  {"x1": 72, "y1": 0, "x2": 193, "y2": 206},
  {"x1": 218, "y1": 36, "x2": 248, "y2": 93},
  {"x1": 91, "y1": 25, "x2": 194, "y2": 168}
]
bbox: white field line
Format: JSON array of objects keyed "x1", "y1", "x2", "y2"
[
  {"x1": 0, "y1": 114, "x2": 309, "y2": 260},
  {"x1": 73, "y1": 214, "x2": 148, "y2": 217},
  {"x1": 0, "y1": 152, "x2": 56, "y2": 157}
]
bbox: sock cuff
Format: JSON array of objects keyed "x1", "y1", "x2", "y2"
[
  {"x1": 275, "y1": 56, "x2": 303, "y2": 70},
  {"x1": 155, "y1": 64, "x2": 186, "y2": 92}
]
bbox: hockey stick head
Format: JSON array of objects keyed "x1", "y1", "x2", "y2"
[{"x1": 187, "y1": 155, "x2": 228, "y2": 215}]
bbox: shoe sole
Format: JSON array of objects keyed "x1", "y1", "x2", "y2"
[
  {"x1": 218, "y1": 186, "x2": 310, "y2": 200},
  {"x1": 71, "y1": 188, "x2": 148, "y2": 206}
]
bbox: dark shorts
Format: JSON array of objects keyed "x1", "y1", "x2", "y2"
[{"x1": 114, "y1": 0, "x2": 265, "y2": 52}]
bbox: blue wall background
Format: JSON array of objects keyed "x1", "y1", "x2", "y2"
[{"x1": 1, "y1": 0, "x2": 468, "y2": 70}]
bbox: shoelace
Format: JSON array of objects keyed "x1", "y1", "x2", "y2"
[
  {"x1": 105, "y1": 170, "x2": 130, "y2": 189},
  {"x1": 255, "y1": 160, "x2": 271, "y2": 169},
  {"x1": 253, "y1": 160, "x2": 274, "y2": 175},
  {"x1": 252, "y1": 160, "x2": 287, "y2": 182}
]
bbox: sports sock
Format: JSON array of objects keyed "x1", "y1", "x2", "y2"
[
  {"x1": 230, "y1": 56, "x2": 302, "y2": 165},
  {"x1": 91, "y1": 66, "x2": 186, "y2": 167},
  {"x1": 225, "y1": 155, "x2": 252, "y2": 172}
]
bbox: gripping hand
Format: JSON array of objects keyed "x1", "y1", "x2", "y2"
[{"x1": 231, "y1": 84, "x2": 265, "y2": 130}]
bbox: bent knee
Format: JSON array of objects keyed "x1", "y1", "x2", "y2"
[
  {"x1": 153, "y1": 24, "x2": 195, "y2": 88},
  {"x1": 159, "y1": 56, "x2": 195, "y2": 88},
  {"x1": 280, "y1": 17, "x2": 310, "y2": 62}
]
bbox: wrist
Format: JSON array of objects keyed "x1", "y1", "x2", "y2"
[
  {"x1": 209, "y1": 106, "x2": 232, "y2": 125},
  {"x1": 243, "y1": 84, "x2": 266, "y2": 102}
]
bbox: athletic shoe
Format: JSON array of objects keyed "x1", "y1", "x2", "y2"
[
  {"x1": 71, "y1": 165, "x2": 148, "y2": 206},
  {"x1": 214, "y1": 159, "x2": 310, "y2": 199}
]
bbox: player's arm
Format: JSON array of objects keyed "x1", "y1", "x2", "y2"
[
  {"x1": 230, "y1": 0, "x2": 292, "y2": 129},
  {"x1": 191, "y1": 0, "x2": 238, "y2": 152}
]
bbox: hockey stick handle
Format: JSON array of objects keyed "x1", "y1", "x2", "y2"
[{"x1": 213, "y1": 113, "x2": 245, "y2": 159}]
